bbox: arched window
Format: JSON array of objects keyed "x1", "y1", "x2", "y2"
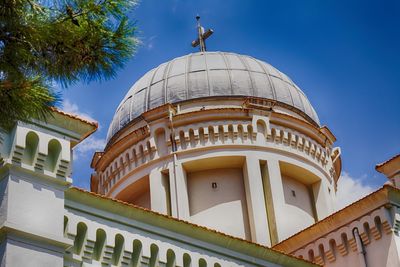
[
  {"x1": 93, "y1": 229, "x2": 107, "y2": 261},
  {"x1": 23, "y1": 131, "x2": 39, "y2": 165},
  {"x1": 132, "y1": 239, "x2": 142, "y2": 267},
  {"x1": 149, "y1": 244, "x2": 159, "y2": 267},
  {"x1": 74, "y1": 222, "x2": 87, "y2": 255},
  {"x1": 166, "y1": 249, "x2": 176, "y2": 267},
  {"x1": 183, "y1": 253, "x2": 191, "y2": 267},
  {"x1": 112, "y1": 234, "x2": 124, "y2": 265},
  {"x1": 199, "y1": 258, "x2": 207, "y2": 267},
  {"x1": 45, "y1": 139, "x2": 61, "y2": 172}
]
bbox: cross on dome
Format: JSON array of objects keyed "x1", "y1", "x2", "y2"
[{"x1": 191, "y1": 15, "x2": 214, "y2": 52}]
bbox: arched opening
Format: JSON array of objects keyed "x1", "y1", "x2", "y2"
[
  {"x1": 166, "y1": 249, "x2": 176, "y2": 267},
  {"x1": 256, "y1": 119, "x2": 266, "y2": 136},
  {"x1": 318, "y1": 244, "x2": 326, "y2": 263},
  {"x1": 237, "y1": 124, "x2": 244, "y2": 142},
  {"x1": 126, "y1": 153, "x2": 131, "y2": 171},
  {"x1": 120, "y1": 157, "x2": 125, "y2": 176},
  {"x1": 149, "y1": 244, "x2": 159, "y2": 267},
  {"x1": 374, "y1": 216, "x2": 383, "y2": 236},
  {"x1": 247, "y1": 125, "x2": 253, "y2": 142},
  {"x1": 132, "y1": 148, "x2": 138, "y2": 167},
  {"x1": 183, "y1": 253, "x2": 191, "y2": 267},
  {"x1": 189, "y1": 129, "x2": 196, "y2": 147},
  {"x1": 363, "y1": 222, "x2": 371, "y2": 242},
  {"x1": 139, "y1": 145, "x2": 145, "y2": 164},
  {"x1": 23, "y1": 131, "x2": 39, "y2": 165},
  {"x1": 112, "y1": 234, "x2": 124, "y2": 265},
  {"x1": 308, "y1": 249, "x2": 315, "y2": 262},
  {"x1": 93, "y1": 228, "x2": 107, "y2": 261},
  {"x1": 45, "y1": 139, "x2": 61, "y2": 172},
  {"x1": 199, "y1": 258, "x2": 207, "y2": 267},
  {"x1": 199, "y1": 127, "x2": 205, "y2": 145},
  {"x1": 74, "y1": 222, "x2": 87, "y2": 255},
  {"x1": 179, "y1": 131, "x2": 187, "y2": 149},
  {"x1": 131, "y1": 239, "x2": 142, "y2": 267},
  {"x1": 218, "y1": 125, "x2": 224, "y2": 143},
  {"x1": 147, "y1": 141, "x2": 154, "y2": 159},
  {"x1": 329, "y1": 239, "x2": 337, "y2": 259},
  {"x1": 208, "y1": 126, "x2": 215, "y2": 143},
  {"x1": 341, "y1": 233, "x2": 349, "y2": 254},
  {"x1": 227, "y1": 124, "x2": 234, "y2": 142}
]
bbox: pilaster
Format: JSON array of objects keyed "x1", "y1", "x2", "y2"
[
  {"x1": 263, "y1": 158, "x2": 287, "y2": 242},
  {"x1": 168, "y1": 159, "x2": 190, "y2": 220},
  {"x1": 243, "y1": 155, "x2": 271, "y2": 246},
  {"x1": 149, "y1": 170, "x2": 169, "y2": 215}
]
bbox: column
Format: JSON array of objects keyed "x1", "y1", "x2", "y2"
[{"x1": 243, "y1": 155, "x2": 271, "y2": 246}]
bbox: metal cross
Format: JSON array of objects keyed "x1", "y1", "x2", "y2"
[{"x1": 191, "y1": 15, "x2": 214, "y2": 52}]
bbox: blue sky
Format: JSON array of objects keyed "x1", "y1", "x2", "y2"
[{"x1": 62, "y1": 0, "x2": 400, "y2": 203}]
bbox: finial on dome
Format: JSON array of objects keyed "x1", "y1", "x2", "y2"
[{"x1": 191, "y1": 15, "x2": 213, "y2": 52}]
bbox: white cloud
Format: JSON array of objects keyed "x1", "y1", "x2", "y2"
[
  {"x1": 73, "y1": 136, "x2": 106, "y2": 160},
  {"x1": 62, "y1": 99, "x2": 105, "y2": 160},
  {"x1": 145, "y1": 35, "x2": 157, "y2": 50},
  {"x1": 334, "y1": 172, "x2": 375, "y2": 211},
  {"x1": 62, "y1": 99, "x2": 95, "y2": 122}
]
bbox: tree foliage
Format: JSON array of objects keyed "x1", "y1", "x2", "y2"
[{"x1": 0, "y1": 0, "x2": 138, "y2": 129}]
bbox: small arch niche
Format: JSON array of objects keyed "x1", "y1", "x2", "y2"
[
  {"x1": 45, "y1": 139, "x2": 62, "y2": 172},
  {"x1": 93, "y1": 228, "x2": 107, "y2": 261},
  {"x1": 112, "y1": 234, "x2": 124, "y2": 265},
  {"x1": 131, "y1": 239, "x2": 142, "y2": 267},
  {"x1": 183, "y1": 253, "x2": 191, "y2": 267},
  {"x1": 23, "y1": 131, "x2": 39, "y2": 165},
  {"x1": 166, "y1": 249, "x2": 176, "y2": 267},
  {"x1": 149, "y1": 244, "x2": 159, "y2": 267},
  {"x1": 74, "y1": 222, "x2": 87, "y2": 255},
  {"x1": 199, "y1": 258, "x2": 207, "y2": 267}
]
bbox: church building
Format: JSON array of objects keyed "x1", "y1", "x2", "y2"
[{"x1": 1, "y1": 18, "x2": 399, "y2": 267}]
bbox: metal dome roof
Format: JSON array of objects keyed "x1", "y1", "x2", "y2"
[{"x1": 107, "y1": 51, "x2": 320, "y2": 141}]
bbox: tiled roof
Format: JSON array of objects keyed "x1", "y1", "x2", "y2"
[
  {"x1": 274, "y1": 184, "x2": 398, "y2": 252},
  {"x1": 50, "y1": 107, "x2": 98, "y2": 128},
  {"x1": 68, "y1": 186, "x2": 319, "y2": 267},
  {"x1": 376, "y1": 154, "x2": 400, "y2": 169}
]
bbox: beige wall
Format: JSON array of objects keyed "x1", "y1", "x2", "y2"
[
  {"x1": 281, "y1": 175, "x2": 315, "y2": 238},
  {"x1": 187, "y1": 168, "x2": 251, "y2": 240},
  {"x1": 116, "y1": 176, "x2": 151, "y2": 209}
]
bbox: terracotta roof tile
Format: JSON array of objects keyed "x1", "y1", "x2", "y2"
[
  {"x1": 50, "y1": 107, "x2": 98, "y2": 128},
  {"x1": 274, "y1": 184, "x2": 398, "y2": 251},
  {"x1": 376, "y1": 153, "x2": 400, "y2": 169},
  {"x1": 69, "y1": 186, "x2": 318, "y2": 266}
]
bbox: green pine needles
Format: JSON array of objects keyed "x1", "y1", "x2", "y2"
[{"x1": 0, "y1": 0, "x2": 138, "y2": 130}]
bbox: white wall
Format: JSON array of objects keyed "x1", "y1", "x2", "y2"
[
  {"x1": 7, "y1": 173, "x2": 65, "y2": 237},
  {"x1": 187, "y1": 168, "x2": 251, "y2": 240},
  {"x1": 3, "y1": 238, "x2": 63, "y2": 267}
]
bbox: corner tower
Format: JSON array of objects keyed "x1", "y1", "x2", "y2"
[
  {"x1": 91, "y1": 49, "x2": 342, "y2": 247},
  {"x1": 0, "y1": 109, "x2": 97, "y2": 266}
]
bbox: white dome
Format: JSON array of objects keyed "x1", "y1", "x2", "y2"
[{"x1": 107, "y1": 51, "x2": 319, "y2": 141}]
